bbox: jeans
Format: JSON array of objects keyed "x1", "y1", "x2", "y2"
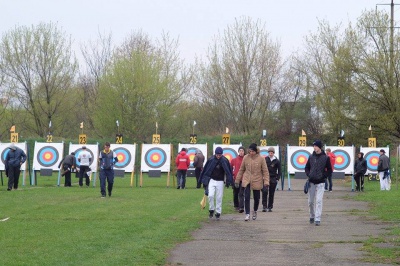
[
  {"x1": 308, "y1": 182, "x2": 325, "y2": 222},
  {"x1": 324, "y1": 174, "x2": 332, "y2": 191},
  {"x1": 195, "y1": 167, "x2": 202, "y2": 188},
  {"x1": 354, "y1": 172, "x2": 364, "y2": 191},
  {"x1": 79, "y1": 165, "x2": 90, "y2": 187},
  {"x1": 244, "y1": 185, "x2": 260, "y2": 215},
  {"x1": 177, "y1": 169, "x2": 187, "y2": 189},
  {"x1": 100, "y1": 169, "x2": 114, "y2": 196}
]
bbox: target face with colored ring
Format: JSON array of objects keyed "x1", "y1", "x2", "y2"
[
  {"x1": 113, "y1": 147, "x2": 132, "y2": 169},
  {"x1": 332, "y1": 149, "x2": 350, "y2": 171},
  {"x1": 186, "y1": 147, "x2": 197, "y2": 167},
  {"x1": 36, "y1": 146, "x2": 59, "y2": 167},
  {"x1": 259, "y1": 149, "x2": 269, "y2": 158},
  {"x1": 290, "y1": 150, "x2": 311, "y2": 171},
  {"x1": 145, "y1": 148, "x2": 167, "y2": 169},
  {"x1": 74, "y1": 148, "x2": 95, "y2": 167},
  {"x1": 222, "y1": 148, "x2": 237, "y2": 162},
  {"x1": 364, "y1": 151, "x2": 380, "y2": 171}
]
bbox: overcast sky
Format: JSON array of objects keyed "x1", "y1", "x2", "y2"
[{"x1": 0, "y1": 0, "x2": 393, "y2": 65}]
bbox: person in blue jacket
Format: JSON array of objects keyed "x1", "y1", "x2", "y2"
[
  {"x1": 200, "y1": 147, "x2": 233, "y2": 220},
  {"x1": 98, "y1": 142, "x2": 118, "y2": 198},
  {"x1": 5, "y1": 143, "x2": 27, "y2": 191}
]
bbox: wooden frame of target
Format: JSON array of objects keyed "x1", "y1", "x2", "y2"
[
  {"x1": 69, "y1": 143, "x2": 99, "y2": 187},
  {"x1": 212, "y1": 144, "x2": 242, "y2": 163},
  {"x1": 360, "y1": 146, "x2": 389, "y2": 175},
  {"x1": 32, "y1": 142, "x2": 64, "y2": 186},
  {"x1": 325, "y1": 146, "x2": 355, "y2": 175},
  {"x1": 140, "y1": 144, "x2": 171, "y2": 187},
  {"x1": 110, "y1": 144, "x2": 136, "y2": 187},
  {"x1": 259, "y1": 146, "x2": 280, "y2": 160},
  {"x1": 0, "y1": 142, "x2": 28, "y2": 186}
]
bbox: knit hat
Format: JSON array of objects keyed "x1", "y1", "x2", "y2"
[
  {"x1": 312, "y1": 140, "x2": 322, "y2": 149},
  {"x1": 267, "y1": 147, "x2": 275, "y2": 153},
  {"x1": 248, "y1": 143, "x2": 258, "y2": 152},
  {"x1": 9, "y1": 143, "x2": 16, "y2": 151},
  {"x1": 238, "y1": 146, "x2": 245, "y2": 152},
  {"x1": 215, "y1": 147, "x2": 223, "y2": 154}
]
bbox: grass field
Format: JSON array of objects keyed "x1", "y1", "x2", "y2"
[
  {"x1": 0, "y1": 173, "x2": 233, "y2": 265},
  {"x1": 354, "y1": 177, "x2": 400, "y2": 264},
  {"x1": 1, "y1": 173, "x2": 399, "y2": 265}
]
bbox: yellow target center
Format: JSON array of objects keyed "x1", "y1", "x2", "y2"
[
  {"x1": 44, "y1": 153, "x2": 51, "y2": 159},
  {"x1": 336, "y1": 157, "x2": 343, "y2": 163},
  {"x1": 152, "y1": 154, "x2": 159, "y2": 161},
  {"x1": 298, "y1": 157, "x2": 305, "y2": 163},
  {"x1": 118, "y1": 155, "x2": 123, "y2": 161},
  {"x1": 371, "y1": 158, "x2": 378, "y2": 165}
]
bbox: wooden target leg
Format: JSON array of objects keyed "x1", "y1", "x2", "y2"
[
  {"x1": 140, "y1": 172, "x2": 143, "y2": 187},
  {"x1": 167, "y1": 172, "x2": 170, "y2": 188}
]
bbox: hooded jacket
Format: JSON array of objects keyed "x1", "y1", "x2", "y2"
[
  {"x1": 175, "y1": 150, "x2": 190, "y2": 170},
  {"x1": 200, "y1": 155, "x2": 233, "y2": 186},
  {"x1": 354, "y1": 153, "x2": 367, "y2": 175},
  {"x1": 5, "y1": 147, "x2": 27, "y2": 168}
]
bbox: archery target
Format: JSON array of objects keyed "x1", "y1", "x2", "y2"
[
  {"x1": 332, "y1": 149, "x2": 350, "y2": 171},
  {"x1": 212, "y1": 144, "x2": 242, "y2": 163},
  {"x1": 364, "y1": 151, "x2": 380, "y2": 172},
  {"x1": 178, "y1": 144, "x2": 208, "y2": 168},
  {"x1": 113, "y1": 147, "x2": 131, "y2": 168},
  {"x1": 259, "y1": 146, "x2": 280, "y2": 160},
  {"x1": 287, "y1": 146, "x2": 314, "y2": 174},
  {"x1": 360, "y1": 147, "x2": 389, "y2": 174},
  {"x1": 140, "y1": 144, "x2": 171, "y2": 172},
  {"x1": 108, "y1": 144, "x2": 136, "y2": 172},
  {"x1": 0, "y1": 143, "x2": 28, "y2": 171},
  {"x1": 69, "y1": 144, "x2": 99, "y2": 171},
  {"x1": 37, "y1": 147, "x2": 59, "y2": 167},
  {"x1": 290, "y1": 150, "x2": 311, "y2": 171}
]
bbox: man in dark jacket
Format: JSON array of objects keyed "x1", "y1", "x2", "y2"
[
  {"x1": 354, "y1": 152, "x2": 367, "y2": 192},
  {"x1": 378, "y1": 149, "x2": 390, "y2": 191},
  {"x1": 200, "y1": 147, "x2": 233, "y2": 220},
  {"x1": 5, "y1": 143, "x2": 27, "y2": 191},
  {"x1": 58, "y1": 152, "x2": 76, "y2": 187},
  {"x1": 262, "y1": 147, "x2": 281, "y2": 212},
  {"x1": 305, "y1": 140, "x2": 332, "y2": 226},
  {"x1": 99, "y1": 142, "x2": 118, "y2": 198},
  {"x1": 193, "y1": 149, "x2": 205, "y2": 189}
]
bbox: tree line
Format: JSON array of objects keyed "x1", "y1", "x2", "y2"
[{"x1": 0, "y1": 11, "x2": 398, "y2": 148}]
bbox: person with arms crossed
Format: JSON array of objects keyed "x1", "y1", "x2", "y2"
[
  {"x1": 305, "y1": 140, "x2": 332, "y2": 226},
  {"x1": 5, "y1": 143, "x2": 27, "y2": 191}
]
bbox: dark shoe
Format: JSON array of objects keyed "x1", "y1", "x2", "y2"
[
  {"x1": 209, "y1": 210, "x2": 214, "y2": 219},
  {"x1": 177, "y1": 186, "x2": 180, "y2": 189},
  {"x1": 310, "y1": 218, "x2": 314, "y2": 224},
  {"x1": 7, "y1": 188, "x2": 11, "y2": 191},
  {"x1": 101, "y1": 194, "x2": 106, "y2": 198},
  {"x1": 262, "y1": 207, "x2": 267, "y2": 212},
  {"x1": 215, "y1": 213, "x2": 221, "y2": 220},
  {"x1": 267, "y1": 208, "x2": 272, "y2": 212},
  {"x1": 252, "y1": 211, "x2": 257, "y2": 220},
  {"x1": 238, "y1": 209, "x2": 244, "y2": 213},
  {"x1": 108, "y1": 191, "x2": 112, "y2": 197},
  {"x1": 315, "y1": 221, "x2": 321, "y2": 226}
]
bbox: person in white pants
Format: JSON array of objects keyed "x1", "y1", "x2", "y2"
[
  {"x1": 199, "y1": 147, "x2": 234, "y2": 220},
  {"x1": 378, "y1": 149, "x2": 390, "y2": 191}
]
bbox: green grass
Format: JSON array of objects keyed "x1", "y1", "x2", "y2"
[
  {"x1": 0, "y1": 174, "x2": 234, "y2": 265},
  {"x1": 353, "y1": 178, "x2": 400, "y2": 264}
]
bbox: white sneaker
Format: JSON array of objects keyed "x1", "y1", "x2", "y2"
[
  {"x1": 252, "y1": 211, "x2": 257, "y2": 220},
  {"x1": 244, "y1": 214, "x2": 250, "y2": 221}
]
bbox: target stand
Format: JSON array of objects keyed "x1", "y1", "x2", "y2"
[
  {"x1": 148, "y1": 170, "x2": 162, "y2": 177},
  {"x1": 187, "y1": 169, "x2": 195, "y2": 177}
]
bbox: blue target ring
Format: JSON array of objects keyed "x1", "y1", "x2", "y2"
[
  {"x1": 222, "y1": 148, "x2": 237, "y2": 162},
  {"x1": 290, "y1": 150, "x2": 311, "y2": 171},
  {"x1": 332, "y1": 149, "x2": 350, "y2": 171},
  {"x1": 1, "y1": 149, "x2": 11, "y2": 165},
  {"x1": 74, "y1": 148, "x2": 94, "y2": 167},
  {"x1": 259, "y1": 148, "x2": 269, "y2": 158},
  {"x1": 113, "y1": 147, "x2": 131, "y2": 168},
  {"x1": 364, "y1": 151, "x2": 380, "y2": 171},
  {"x1": 145, "y1": 148, "x2": 167, "y2": 169},
  {"x1": 37, "y1": 146, "x2": 59, "y2": 167}
]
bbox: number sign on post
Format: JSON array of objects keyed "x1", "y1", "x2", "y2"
[
  {"x1": 152, "y1": 134, "x2": 160, "y2": 144},
  {"x1": 79, "y1": 134, "x2": 87, "y2": 144},
  {"x1": 189, "y1": 134, "x2": 197, "y2": 144},
  {"x1": 222, "y1": 134, "x2": 230, "y2": 145}
]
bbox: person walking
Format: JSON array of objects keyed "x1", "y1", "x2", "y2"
[
  {"x1": 77, "y1": 146, "x2": 92, "y2": 187},
  {"x1": 58, "y1": 152, "x2": 76, "y2": 187},
  {"x1": 193, "y1": 149, "x2": 205, "y2": 189},
  {"x1": 262, "y1": 147, "x2": 281, "y2": 212},
  {"x1": 235, "y1": 143, "x2": 270, "y2": 221},
  {"x1": 5, "y1": 143, "x2": 27, "y2": 191},
  {"x1": 99, "y1": 142, "x2": 118, "y2": 198},
  {"x1": 354, "y1": 152, "x2": 367, "y2": 192},
  {"x1": 377, "y1": 149, "x2": 390, "y2": 191},
  {"x1": 175, "y1": 148, "x2": 190, "y2": 189},
  {"x1": 199, "y1": 147, "x2": 233, "y2": 220},
  {"x1": 230, "y1": 146, "x2": 245, "y2": 212},
  {"x1": 305, "y1": 140, "x2": 332, "y2": 226},
  {"x1": 324, "y1": 148, "x2": 336, "y2": 192}
]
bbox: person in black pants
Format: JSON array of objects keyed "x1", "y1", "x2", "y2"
[
  {"x1": 5, "y1": 143, "x2": 27, "y2": 191},
  {"x1": 77, "y1": 146, "x2": 92, "y2": 187},
  {"x1": 262, "y1": 147, "x2": 281, "y2": 212},
  {"x1": 58, "y1": 152, "x2": 76, "y2": 187},
  {"x1": 354, "y1": 152, "x2": 367, "y2": 192}
]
